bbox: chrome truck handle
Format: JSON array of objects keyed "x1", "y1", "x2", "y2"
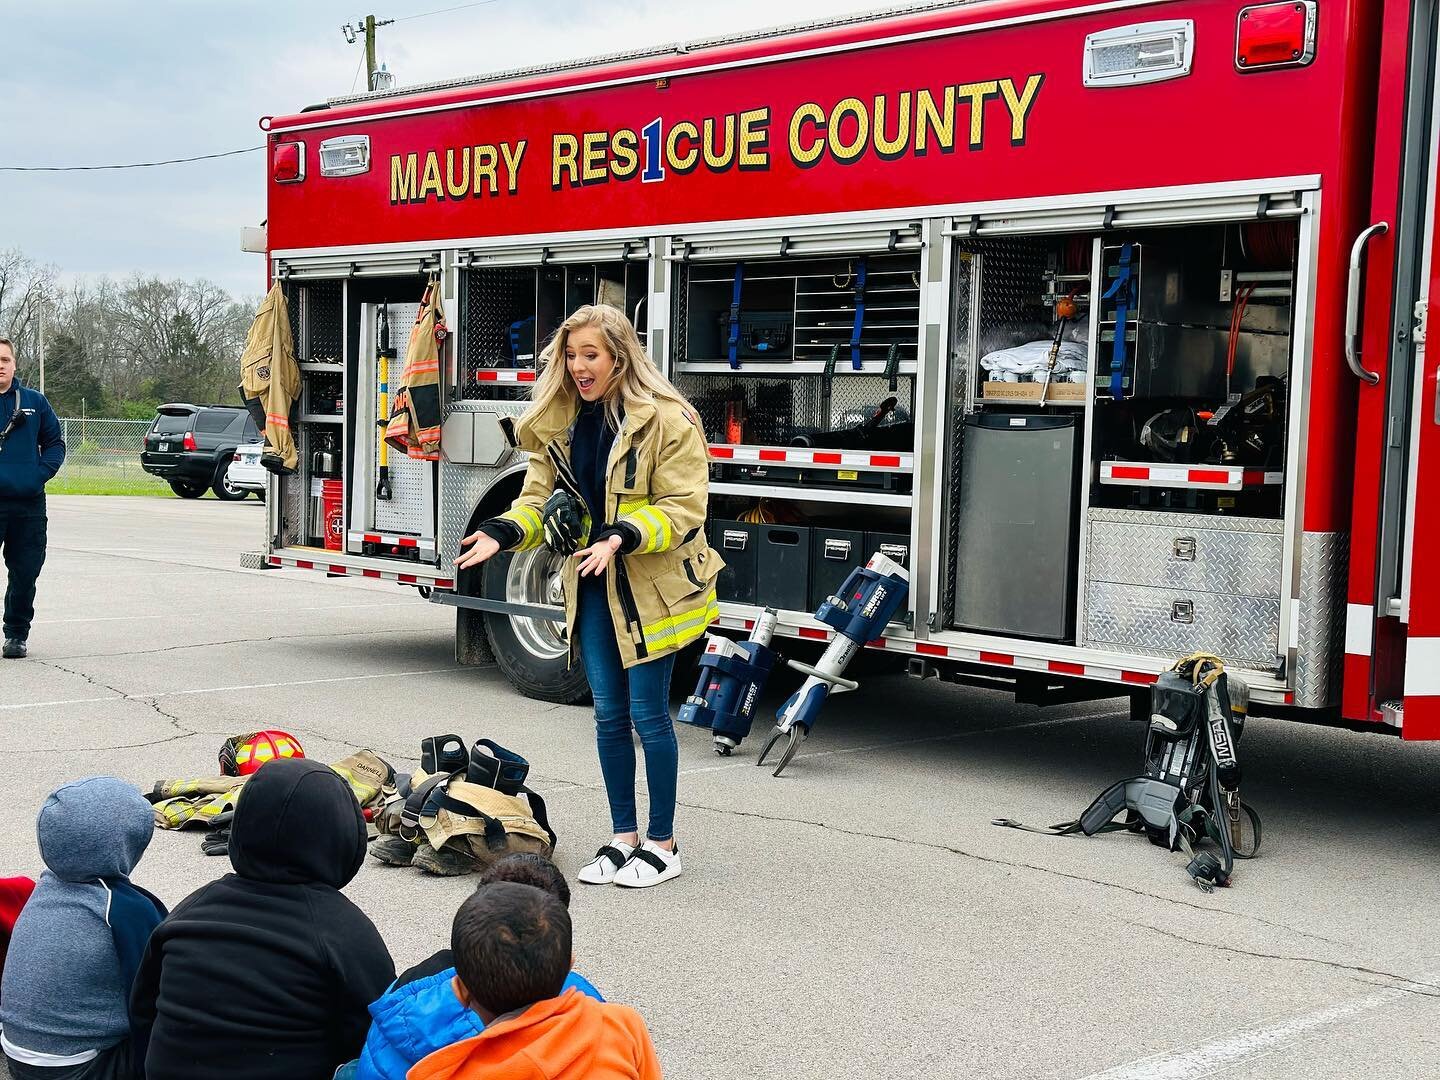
[{"x1": 1345, "y1": 222, "x2": 1389, "y2": 385}]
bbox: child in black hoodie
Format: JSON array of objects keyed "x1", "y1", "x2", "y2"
[{"x1": 130, "y1": 758, "x2": 396, "y2": 1080}]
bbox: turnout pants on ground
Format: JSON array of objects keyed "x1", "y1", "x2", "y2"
[{"x1": 0, "y1": 501, "x2": 46, "y2": 641}]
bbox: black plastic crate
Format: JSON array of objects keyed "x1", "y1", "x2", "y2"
[
  {"x1": 757, "y1": 525, "x2": 811, "y2": 613},
  {"x1": 809, "y1": 528, "x2": 864, "y2": 610},
  {"x1": 864, "y1": 531, "x2": 911, "y2": 570},
  {"x1": 710, "y1": 520, "x2": 758, "y2": 604}
]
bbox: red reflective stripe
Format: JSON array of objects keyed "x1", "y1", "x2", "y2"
[
  {"x1": 268, "y1": 556, "x2": 282, "y2": 566},
  {"x1": 798, "y1": 626, "x2": 828, "y2": 640},
  {"x1": 1048, "y1": 660, "x2": 1085, "y2": 676},
  {"x1": 363, "y1": 569, "x2": 381, "y2": 578},
  {"x1": 1406, "y1": 697, "x2": 1440, "y2": 739},
  {"x1": 1284, "y1": 692, "x2": 1295, "y2": 705},
  {"x1": 296, "y1": 560, "x2": 314, "y2": 570},
  {"x1": 916, "y1": 642, "x2": 947, "y2": 656},
  {"x1": 1189, "y1": 469, "x2": 1229, "y2": 485},
  {"x1": 870, "y1": 455, "x2": 901, "y2": 468},
  {"x1": 364, "y1": 534, "x2": 381, "y2": 543},
  {"x1": 398, "y1": 537, "x2": 418, "y2": 547},
  {"x1": 758, "y1": 449, "x2": 786, "y2": 462},
  {"x1": 1121, "y1": 671, "x2": 1158, "y2": 685},
  {"x1": 813, "y1": 452, "x2": 842, "y2": 465},
  {"x1": 709, "y1": 446, "x2": 735, "y2": 459},
  {"x1": 435, "y1": 579, "x2": 454, "y2": 589},
  {"x1": 329, "y1": 564, "x2": 347, "y2": 574},
  {"x1": 398, "y1": 574, "x2": 418, "y2": 583},
  {"x1": 980, "y1": 651, "x2": 1014, "y2": 665},
  {"x1": 1110, "y1": 465, "x2": 1148, "y2": 480},
  {"x1": 867, "y1": 638, "x2": 887, "y2": 648}
]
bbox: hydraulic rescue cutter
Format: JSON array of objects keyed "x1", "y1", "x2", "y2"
[
  {"x1": 757, "y1": 552, "x2": 910, "y2": 777},
  {"x1": 678, "y1": 608, "x2": 781, "y2": 755}
]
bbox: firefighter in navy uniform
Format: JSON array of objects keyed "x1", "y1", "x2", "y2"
[{"x1": 0, "y1": 338, "x2": 66, "y2": 660}]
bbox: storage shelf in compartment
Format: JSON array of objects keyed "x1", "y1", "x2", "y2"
[
  {"x1": 300, "y1": 361, "x2": 343, "y2": 373},
  {"x1": 676, "y1": 359, "x2": 917, "y2": 376},
  {"x1": 474, "y1": 368, "x2": 537, "y2": 384},
  {"x1": 1098, "y1": 461, "x2": 1282, "y2": 491},
  {"x1": 709, "y1": 444, "x2": 913, "y2": 473},
  {"x1": 300, "y1": 414, "x2": 343, "y2": 425},
  {"x1": 710, "y1": 481, "x2": 911, "y2": 507}
]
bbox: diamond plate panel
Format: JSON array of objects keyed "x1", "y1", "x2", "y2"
[
  {"x1": 1295, "y1": 530, "x2": 1348, "y2": 709},
  {"x1": 305, "y1": 281, "x2": 343, "y2": 362},
  {"x1": 1084, "y1": 581, "x2": 1282, "y2": 668},
  {"x1": 461, "y1": 266, "x2": 538, "y2": 402},
  {"x1": 1086, "y1": 509, "x2": 1283, "y2": 598},
  {"x1": 438, "y1": 400, "x2": 533, "y2": 568}
]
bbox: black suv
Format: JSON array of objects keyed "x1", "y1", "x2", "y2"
[{"x1": 141, "y1": 404, "x2": 259, "y2": 500}]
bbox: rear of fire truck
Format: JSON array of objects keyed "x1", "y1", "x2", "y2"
[{"x1": 249, "y1": 0, "x2": 1440, "y2": 738}]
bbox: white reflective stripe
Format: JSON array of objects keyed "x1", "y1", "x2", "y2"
[
  {"x1": 1404, "y1": 637, "x2": 1440, "y2": 696},
  {"x1": 1, "y1": 1032, "x2": 99, "y2": 1066},
  {"x1": 1345, "y1": 603, "x2": 1374, "y2": 656}
]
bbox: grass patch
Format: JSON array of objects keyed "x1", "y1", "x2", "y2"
[{"x1": 48, "y1": 475, "x2": 174, "y2": 497}]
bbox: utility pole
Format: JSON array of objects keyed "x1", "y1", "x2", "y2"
[
  {"x1": 36, "y1": 296, "x2": 46, "y2": 394},
  {"x1": 343, "y1": 15, "x2": 394, "y2": 91}
]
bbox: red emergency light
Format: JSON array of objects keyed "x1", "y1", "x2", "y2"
[
  {"x1": 1236, "y1": 2, "x2": 1316, "y2": 71},
  {"x1": 272, "y1": 141, "x2": 306, "y2": 183}
]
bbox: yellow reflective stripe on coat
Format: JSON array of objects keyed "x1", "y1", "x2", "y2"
[
  {"x1": 621, "y1": 503, "x2": 674, "y2": 554},
  {"x1": 499, "y1": 505, "x2": 545, "y2": 550},
  {"x1": 640, "y1": 592, "x2": 719, "y2": 651}
]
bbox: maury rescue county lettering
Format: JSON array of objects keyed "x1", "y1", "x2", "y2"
[{"x1": 388, "y1": 75, "x2": 1045, "y2": 206}]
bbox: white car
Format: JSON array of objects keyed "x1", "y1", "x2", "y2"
[{"x1": 226, "y1": 443, "x2": 268, "y2": 500}]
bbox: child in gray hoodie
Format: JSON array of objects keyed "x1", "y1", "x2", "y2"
[{"x1": 0, "y1": 777, "x2": 166, "y2": 1079}]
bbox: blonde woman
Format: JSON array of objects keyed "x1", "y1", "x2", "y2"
[{"x1": 456, "y1": 305, "x2": 721, "y2": 889}]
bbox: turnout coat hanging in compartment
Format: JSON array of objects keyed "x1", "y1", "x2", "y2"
[
  {"x1": 239, "y1": 282, "x2": 302, "y2": 474},
  {"x1": 384, "y1": 283, "x2": 445, "y2": 461}
]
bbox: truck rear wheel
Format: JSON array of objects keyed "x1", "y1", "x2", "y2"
[{"x1": 482, "y1": 549, "x2": 590, "y2": 705}]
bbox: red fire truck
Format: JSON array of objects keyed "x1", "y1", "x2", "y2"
[{"x1": 249, "y1": 0, "x2": 1440, "y2": 739}]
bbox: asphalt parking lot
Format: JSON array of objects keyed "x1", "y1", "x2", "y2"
[{"x1": 4, "y1": 495, "x2": 1439, "y2": 1079}]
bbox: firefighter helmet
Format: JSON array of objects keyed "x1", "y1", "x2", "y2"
[{"x1": 219, "y1": 730, "x2": 306, "y2": 776}]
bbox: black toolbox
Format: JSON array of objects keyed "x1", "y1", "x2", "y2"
[
  {"x1": 756, "y1": 525, "x2": 811, "y2": 612},
  {"x1": 809, "y1": 528, "x2": 865, "y2": 610},
  {"x1": 864, "y1": 530, "x2": 911, "y2": 570},
  {"x1": 709, "y1": 520, "x2": 758, "y2": 604}
]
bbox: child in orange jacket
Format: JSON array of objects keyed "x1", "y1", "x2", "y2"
[{"x1": 407, "y1": 882, "x2": 661, "y2": 1080}]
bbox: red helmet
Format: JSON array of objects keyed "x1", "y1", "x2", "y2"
[{"x1": 219, "y1": 730, "x2": 306, "y2": 776}]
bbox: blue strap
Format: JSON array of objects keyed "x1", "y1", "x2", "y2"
[
  {"x1": 850, "y1": 257, "x2": 868, "y2": 370},
  {"x1": 1103, "y1": 244, "x2": 1134, "y2": 399},
  {"x1": 728, "y1": 262, "x2": 745, "y2": 369}
]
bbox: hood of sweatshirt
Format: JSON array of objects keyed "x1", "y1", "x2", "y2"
[
  {"x1": 36, "y1": 776, "x2": 154, "y2": 882},
  {"x1": 228, "y1": 757, "x2": 366, "y2": 888},
  {"x1": 410, "y1": 990, "x2": 627, "y2": 1080}
]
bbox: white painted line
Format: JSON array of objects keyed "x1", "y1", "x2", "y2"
[
  {"x1": 1073, "y1": 973, "x2": 1439, "y2": 1080},
  {"x1": 3, "y1": 667, "x2": 469, "y2": 712},
  {"x1": 33, "y1": 601, "x2": 415, "y2": 626}
]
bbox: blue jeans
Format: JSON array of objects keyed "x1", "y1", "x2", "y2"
[{"x1": 576, "y1": 578, "x2": 678, "y2": 842}]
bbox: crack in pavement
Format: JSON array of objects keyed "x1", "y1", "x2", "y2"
[
  {"x1": 671, "y1": 796, "x2": 1354, "y2": 953},
  {"x1": 29, "y1": 659, "x2": 203, "y2": 752},
  {"x1": 1113, "y1": 918, "x2": 1440, "y2": 997}
]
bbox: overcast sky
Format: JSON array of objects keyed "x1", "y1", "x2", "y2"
[{"x1": 2, "y1": 0, "x2": 874, "y2": 299}]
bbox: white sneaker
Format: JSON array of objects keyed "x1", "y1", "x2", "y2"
[
  {"x1": 613, "y1": 840, "x2": 683, "y2": 889},
  {"x1": 577, "y1": 841, "x2": 635, "y2": 885}
]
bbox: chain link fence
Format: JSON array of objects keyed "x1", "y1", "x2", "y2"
[{"x1": 54, "y1": 418, "x2": 170, "y2": 495}]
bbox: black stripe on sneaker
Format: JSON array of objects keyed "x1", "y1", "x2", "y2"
[
  {"x1": 631, "y1": 847, "x2": 669, "y2": 873},
  {"x1": 596, "y1": 845, "x2": 629, "y2": 869}
]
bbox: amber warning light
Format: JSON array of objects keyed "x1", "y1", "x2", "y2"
[
  {"x1": 272, "y1": 141, "x2": 306, "y2": 183},
  {"x1": 1236, "y1": 2, "x2": 1317, "y2": 71}
]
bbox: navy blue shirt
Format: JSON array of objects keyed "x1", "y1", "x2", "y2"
[{"x1": 0, "y1": 381, "x2": 66, "y2": 507}]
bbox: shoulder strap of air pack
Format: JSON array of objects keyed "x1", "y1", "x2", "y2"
[
  {"x1": 850, "y1": 257, "x2": 868, "y2": 370},
  {"x1": 727, "y1": 262, "x2": 745, "y2": 369},
  {"x1": 1103, "y1": 243, "x2": 1134, "y2": 400}
]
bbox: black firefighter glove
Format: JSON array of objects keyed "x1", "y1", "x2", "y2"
[{"x1": 542, "y1": 490, "x2": 586, "y2": 555}]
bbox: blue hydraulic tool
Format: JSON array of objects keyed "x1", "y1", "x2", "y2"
[
  {"x1": 757, "y1": 551, "x2": 910, "y2": 777},
  {"x1": 678, "y1": 609, "x2": 780, "y2": 755}
]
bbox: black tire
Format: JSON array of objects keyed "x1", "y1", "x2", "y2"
[
  {"x1": 481, "y1": 550, "x2": 590, "y2": 705},
  {"x1": 212, "y1": 458, "x2": 246, "y2": 501},
  {"x1": 169, "y1": 480, "x2": 205, "y2": 499}
]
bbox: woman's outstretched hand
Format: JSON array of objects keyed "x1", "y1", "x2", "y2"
[
  {"x1": 456, "y1": 531, "x2": 501, "y2": 570},
  {"x1": 574, "y1": 534, "x2": 623, "y2": 577}
]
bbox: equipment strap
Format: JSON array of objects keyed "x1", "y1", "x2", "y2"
[
  {"x1": 728, "y1": 262, "x2": 745, "y2": 369},
  {"x1": 1102, "y1": 243, "x2": 1134, "y2": 399},
  {"x1": 850, "y1": 257, "x2": 868, "y2": 370}
]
